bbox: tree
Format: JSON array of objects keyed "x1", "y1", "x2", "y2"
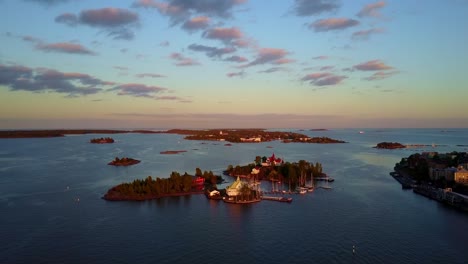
[
  {"x1": 195, "y1": 168, "x2": 202, "y2": 177},
  {"x1": 255, "y1": 156, "x2": 262, "y2": 165}
]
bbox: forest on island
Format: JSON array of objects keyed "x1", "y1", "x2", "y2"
[
  {"x1": 104, "y1": 168, "x2": 219, "y2": 200},
  {"x1": 226, "y1": 157, "x2": 324, "y2": 187}
]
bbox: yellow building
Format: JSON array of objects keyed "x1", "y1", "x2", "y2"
[
  {"x1": 226, "y1": 176, "x2": 243, "y2": 196},
  {"x1": 454, "y1": 168, "x2": 468, "y2": 185}
]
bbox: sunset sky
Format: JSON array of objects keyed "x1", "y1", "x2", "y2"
[{"x1": 1, "y1": 0, "x2": 467, "y2": 129}]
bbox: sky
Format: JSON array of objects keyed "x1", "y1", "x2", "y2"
[{"x1": 1, "y1": 0, "x2": 467, "y2": 129}]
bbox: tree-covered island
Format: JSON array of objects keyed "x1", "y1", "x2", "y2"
[
  {"x1": 165, "y1": 129, "x2": 346, "y2": 144},
  {"x1": 375, "y1": 142, "x2": 406, "y2": 149},
  {"x1": 108, "y1": 157, "x2": 140, "y2": 166},
  {"x1": 225, "y1": 154, "x2": 327, "y2": 190},
  {"x1": 103, "y1": 168, "x2": 222, "y2": 201},
  {"x1": 90, "y1": 137, "x2": 115, "y2": 144}
]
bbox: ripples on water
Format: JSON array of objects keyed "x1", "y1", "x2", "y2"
[{"x1": 0, "y1": 129, "x2": 467, "y2": 264}]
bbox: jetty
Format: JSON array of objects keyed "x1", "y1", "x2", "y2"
[{"x1": 261, "y1": 196, "x2": 293, "y2": 203}]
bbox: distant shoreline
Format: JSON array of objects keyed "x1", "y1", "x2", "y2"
[{"x1": 0, "y1": 129, "x2": 163, "y2": 138}]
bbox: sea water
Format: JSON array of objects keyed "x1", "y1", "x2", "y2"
[{"x1": 0, "y1": 129, "x2": 467, "y2": 264}]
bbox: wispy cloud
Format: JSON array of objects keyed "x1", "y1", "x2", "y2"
[
  {"x1": 160, "y1": 40, "x2": 170, "y2": 47},
  {"x1": 312, "y1": 55, "x2": 328, "y2": 60},
  {"x1": 110, "y1": 83, "x2": 167, "y2": 98},
  {"x1": 188, "y1": 44, "x2": 235, "y2": 58},
  {"x1": 357, "y1": 1, "x2": 386, "y2": 18},
  {"x1": 135, "y1": 73, "x2": 166, "y2": 78},
  {"x1": 23, "y1": 0, "x2": 70, "y2": 6},
  {"x1": 182, "y1": 16, "x2": 210, "y2": 32},
  {"x1": 291, "y1": 0, "x2": 340, "y2": 16},
  {"x1": 55, "y1": 8, "x2": 139, "y2": 40},
  {"x1": 227, "y1": 71, "x2": 245, "y2": 78},
  {"x1": 169, "y1": 52, "x2": 200, "y2": 66},
  {"x1": 241, "y1": 48, "x2": 294, "y2": 68},
  {"x1": 36, "y1": 42, "x2": 96, "y2": 55},
  {"x1": 14, "y1": 34, "x2": 96, "y2": 55},
  {"x1": 353, "y1": 60, "x2": 393, "y2": 71},
  {"x1": 224, "y1": 55, "x2": 248, "y2": 63},
  {"x1": 258, "y1": 67, "x2": 287, "y2": 73},
  {"x1": 364, "y1": 71, "x2": 399, "y2": 80},
  {"x1": 310, "y1": 18, "x2": 359, "y2": 32},
  {"x1": 301, "y1": 72, "x2": 347, "y2": 86},
  {"x1": 54, "y1": 13, "x2": 78, "y2": 27},
  {"x1": 0, "y1": 63, "x2": 112, "y2": 96},
  {"x1": 352, "y1": 28, "x2": 384, "y2": 40}
]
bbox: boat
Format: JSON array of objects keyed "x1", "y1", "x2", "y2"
[
  {"x1": 205, "y1": 189, "x2": 223, "y2": 200},
  {"x1": 296, "y1": 187, "x2": 307, "y2": 194}
]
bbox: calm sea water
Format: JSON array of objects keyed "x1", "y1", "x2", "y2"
[{"x1": 1, "y1": 129, "x2": 467, "y2": 264}]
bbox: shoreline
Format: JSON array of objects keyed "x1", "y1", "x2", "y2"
[{"x1": 103, "y1": 190, "x2": 204, "y2": 201}]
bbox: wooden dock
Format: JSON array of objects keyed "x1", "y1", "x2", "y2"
[{"x1": 261, "y1": 196, "x2": 293, "y2": 203}]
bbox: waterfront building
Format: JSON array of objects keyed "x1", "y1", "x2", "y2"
[
  {"x1": 261, "y1": 153, "x2": 283, "y2": 166},
  {"x1": 454, "y1": 168, "x2": 468, "y2": 185},
  {"x1": 429, "y1": 167, "x2": 456, "y2": 181},
  {"x1": 226, "y1": 176, "x2": 243, "y2": 196}
]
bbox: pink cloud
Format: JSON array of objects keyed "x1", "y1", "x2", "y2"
[
  {"x1": 36, "y1": 42, "x2": 96, "y2": 55},
  {"x1": 310, "y1": 18, "x2": 359, "y2": 32},
  {"x1": 203, "y1": 27, "x2": 243, "y2": 44},
  {"x1": 364, "y1": 71, "x2": 399, "y2": 81},
  {"x1": 169, "y1": 52, "x2": 200, "y2": 66},
  {"x1": 227, "y1": 71, "x2": 245, "y2": 78},
  {"x1": 357, "y1": 1, "x2": 386, "y2": 18},
  {"x1": 182, "y1": 16, "x2": 210, "y2": 31},
  {"x1": 353, "y1": 60, "x2": 393, "y2": 71},
  {"x1": 301, "y1": 72, "x2": 346, "y2": 86},
  {"x1": 79, "y1": 8, "x2": 139, "y2": 28},
  {"x1": 242, "y1": 48, "x2": 294, "y2": 67},
  {"x1": 111, "y1": 83, "x2": 167, "y2": 98},
  {"x1": 55, "y1": 8, "x2": 139, "y2": 40},
  {"x1": 352, "y1": 28, "x2": 384, "y2": 40}
]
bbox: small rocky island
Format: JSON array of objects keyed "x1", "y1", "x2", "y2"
[
  {"x1": 160, "y1": 150, "x2": 187, "y2": 154},
  {"x1": 375, "y1": 142, "x2": 406, "y2": 149},
  {"x1": 90, "y1": 137, "x2": 114, "y2": 144},
  {"x1": 108, "y1": 157, "x2": 140, "y2": 166}
]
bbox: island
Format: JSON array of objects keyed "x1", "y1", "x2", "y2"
[
  {"x1": 0, "y1": 129, "x2": 347, "y2": 144},
  {"x1": 90, "y1": 137, "x2": 114, "y2": 144},
  {"x1": 391, "y1": 151, "x2": 468, "y2": 212},
  {"x1": 375, "y1": 142, "x2": 406, "y2": 149},
  {"x1": 103, "y1": 168, "x2": 224, "y2": 201},
  {"x1": 165, "y1": 129, "x2": 346, "y2": 144},
  {"x1": 160, "y1": 150, "x2": 187, "y2": 154},
  {"x1": 225, "y1": 154, "x2": 328, "y2": 191},
  {"x1": 108, "y1": 157, "x2": 140, "y2": 166}
]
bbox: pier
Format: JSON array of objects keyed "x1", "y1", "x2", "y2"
[{"x1": 261, "y1": 196, "x2": 293, "y2": 203}]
